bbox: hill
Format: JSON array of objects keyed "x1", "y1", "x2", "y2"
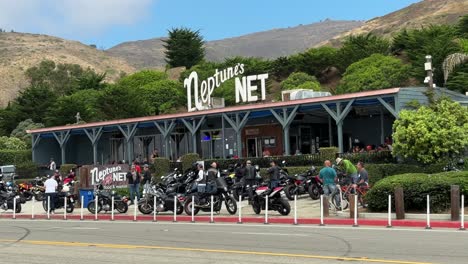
[
  {"x1": 106, "y1": 20, "x2": 364, "y2": 69},
  {"x1": 321, "y1": 0, "x2": 468, "y2": 46},
  {"x1": 0, "y1": 32, "x2": 135, "y2": 107}
]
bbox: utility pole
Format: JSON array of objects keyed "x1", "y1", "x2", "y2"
[{"x1": 424, "y1": 55, "x2": 435, "y2": 104}]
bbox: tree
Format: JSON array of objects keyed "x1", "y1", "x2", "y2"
[
  {"x1": 10, "y1": 119, "x2": 44, "y2": 147},
  {"x1": 290, "y1": 47, "x2": 338, "y2": 78},
  {"x1": 391, "y1": 25, "x2": 461, "y2": 86},
  {"x1": 281, "y1": 72, "x2": 321, "y2": 91},
  {"x1": 456, "y1": 14, "x2": 468, "y2": 38},
  {"x1": 0, "y1": 136, "x2": 27, "y2": 150},
  {"x1": 392, "y1": 99, "x2": 468, "y2": 164},
  {"x1": 271, "y1": 56, "x2": 296, "y2": 80},
  {"x1": 336, "y1": 54, "x2": 409, "y2": 94},
  {"x1": 337, "y1": 33, "x2": 390, "y2": 71},
  {"x1": 45, "y1": 89, "x2": 103, "y2": 126},
  {"x1": 163, "y1": 28, "x2": 205, "y2": 68},
  {"x1": 96, "y1": 84, "x2": 151, "y2": 120},
  {"x1": 118, "y1": 70, "x2": 167, "y2": 88},
  {"x1": 138, "y1": 80, "x2": 185, "y2": 115},
  {"x1": 0, "y1": 85, "x2": 57, "y2": 134},
  {"x1": 442, "y1": 52, "x2": 468, "y2": 85}
]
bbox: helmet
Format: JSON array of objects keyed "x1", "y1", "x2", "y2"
[{"x1": 335, "y1": 158, "x2": 343, "y2": 165}]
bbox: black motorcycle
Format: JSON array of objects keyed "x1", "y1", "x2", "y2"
[
  {"x1": 138, "y1": 179, "x2": 184, "y2": 215},
  {"x1": 87, "y1": 183, "x2": 128, "y2": 214},
  {"x1": 184, "y1": 176, "x2": 237, "y2": 216},
  {"x1": 284, "y1": 166, "x2": 323, "y2": 200},
  {"x1": 0, "y1": 189, "x2": 22, "y2": 213},
  {"x1": 251, "y1": 183, "x2": 290, "y2": 216}
]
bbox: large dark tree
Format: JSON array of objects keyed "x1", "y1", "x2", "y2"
[
  {"x1": 337, "y1": 33, "x2": 390, "y2": 71},
  {"x1": 163, "y1": 28, "x2": 205, "y2": 68}
]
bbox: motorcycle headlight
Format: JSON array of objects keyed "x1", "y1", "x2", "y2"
[{"x1": 111, "y1": 190, "x2": 116, "y2": 195}]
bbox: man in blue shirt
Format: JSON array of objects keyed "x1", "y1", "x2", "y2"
[{"x1": 319, "y1": 160, "x2": 339, "y2": 209}]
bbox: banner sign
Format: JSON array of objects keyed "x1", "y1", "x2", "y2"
[
  {"x1": 184, "y1": 63, "x2": 269, "y2": 112},
  {"x1": 85, "y1": 164, "x2": 129, "y2": 189}
]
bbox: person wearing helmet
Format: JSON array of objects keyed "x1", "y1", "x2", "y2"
[{"x1": 335, "y1": 157, "x2": 358, "y2": 189}]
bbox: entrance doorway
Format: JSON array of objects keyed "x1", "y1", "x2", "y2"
[{"x1": 247, "y1": 138, "x2": 262, "y2": 157}]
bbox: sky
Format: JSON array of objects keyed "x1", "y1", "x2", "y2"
[{"x1": 0, "y1": 0, "x2": 422, "y2": 49}]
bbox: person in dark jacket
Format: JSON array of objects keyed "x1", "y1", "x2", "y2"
[
  {"x1": 126, "y1": 165, "x2": 141, "y2": 204},
  {"x1": 244, "y1": 160, "x2": 257, "y2": 202},
  {"x1": 141, "y1": 164, "x2": 152, "y2": 190},
  {"x1": 206, "y1": 162, "x2": 219, "y2": 193},
  {"x1": 234, "y1": 163, "x2": 245, "y2": 183},
  {"x1": 267, "y1": 160, "x2": 280, "y2": 189}
]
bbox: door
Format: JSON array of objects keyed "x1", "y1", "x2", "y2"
[{"x1": 247, "y1": 138, "x2": 258, "y2": 157}]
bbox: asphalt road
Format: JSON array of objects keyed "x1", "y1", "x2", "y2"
[{"x1": 0, "y1": 220, "x2": 467, "y2": 264}]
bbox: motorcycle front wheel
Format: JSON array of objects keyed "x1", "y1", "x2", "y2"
[
  {"x1": 252, "y1": 198, "x2": 261, "y2": 215},
  {"x1": 284, "y1": 185, "x2": 296, "y2": 201},
  {"x1": 87, "y1": 201, "x2": 102, "y2": 214},
  {"x1": 66, "y1": 202, "x2": 74, "y2": 213},
  {"x1": 184, "y1": 196, "x2": 200, "y2": 216},
  {"x1": 116, "y1": 201, "x2": 129, "y2": 213},
  {"x1": 308, "y1": 184, "x2": 320, "y2": 200},
  {"x1": 277, "y1": 198, "x2": 291, "y2": 216},
  {"x1": 224, "y1": 196, "x2": 237, "y2": 215},
  {"x1": 138, "y1": 202, "x2": 153, "y2": 214}
]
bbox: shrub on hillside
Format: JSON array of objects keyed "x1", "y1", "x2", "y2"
[{"x1": 366, "y1": 171, "x2": 468, "y2": 213}]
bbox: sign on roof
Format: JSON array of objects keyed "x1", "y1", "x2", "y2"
[{"x1": 184, "y1": 63, "x2": 269, "y2": 112}]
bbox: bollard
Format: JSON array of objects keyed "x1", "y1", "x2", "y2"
[
  {"x1": 210, "y1": 195, "x2": 214, "y2": 223},
  {"x1": 264, "y1": 195, "x2": 269, "y2": 224},
  {"x1": 425, "y1": 195, "x2": 431, "y2": 229},
  {"x1": 395, "y1": 187, "x2": 405, "y2": 220},
  {"x1": 353, "y1": 195, "x2": 359, "y2": 227},
  {"x1": 461, "y1": 195, "x2": 465, "y2": 231},
  {"x1": 94, "y1": 195, "x2": 98, "y2": 221},
  {"x1": 238, "y1": 195, "x2": 242, "y2": 224},
  {"x1": 13, "y1": 197, "x2": 16, "y2": 220},
  {"x1": 63, "y1": 196, "x2": 67, "y2": 220},
  {"x1": 191, "y1": 196, "x2": 195, "y2": 223},
  {"x1": 80, "y1": 196, "x2": 84, "y2": 221},
  {"x1": 451, "y1": 185, "x2": 460, "y2": 221},
  {"x1": 47, "y1": 195, "x2": 50, "y2": 220},
  {"x1": 32, "y1": 196, "x2": 35, "y2": 220},
  {"x1": 293, "y1": 195, "x2": 298, "y2": 225},
  {"x1": 133, "y1": 197, "x2": 137, "y2": 222},
  {"x1": 319, "y1": 195, "x2": 325, "y2": 226},
  {"x1": 111, "y1": 196, "x2": 114, "y2": 221},
  {"x1": 387, "y1": 194, "x2": 392, "y2": 228},
  {"x1": 338, "y1": 186, "x2": 344, "y2": 212},
  {"x1": 173, "y1": 196, "x2": 177, "y2": 222},
  {"x1": 153, "y1": 196, "x2": 157, "y2": 222}
]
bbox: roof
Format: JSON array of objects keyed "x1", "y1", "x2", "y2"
[{"x1": 27, "y1": 87, "x2": 401, "y2": 134}]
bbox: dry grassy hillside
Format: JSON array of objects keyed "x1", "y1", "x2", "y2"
[
  {"x1": 321, "y1": 0, "x2": 468, "y2": 47},
  {"x1": 0, "y1": 32, "x2": 136, "y2": 107}
]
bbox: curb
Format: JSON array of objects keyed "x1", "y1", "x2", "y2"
[{"x1": 1, "y1": 214, "x2": 466, "y2": 229}]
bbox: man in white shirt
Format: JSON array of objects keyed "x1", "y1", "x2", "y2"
[{"x1": 44, "y1": 175, "x2": 58, "y2": 214}]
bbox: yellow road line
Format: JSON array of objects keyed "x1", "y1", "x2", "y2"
[{"x1": 0, "y1": 239, "x2": 432, "y2": 264}]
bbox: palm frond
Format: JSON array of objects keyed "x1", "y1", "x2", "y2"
[{"x1": 442, "y1": 53, "x2": 468, "y2": 84}]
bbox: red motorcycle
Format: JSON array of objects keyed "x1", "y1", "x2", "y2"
[{"x1": 17, "y1": 182, "x2": 33, "y2": 201}]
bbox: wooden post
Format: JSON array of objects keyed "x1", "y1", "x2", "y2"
[
  {"x1": 349, "y1": 194, "x2": 357, "y2": 219},
  {"x1": 323, "y1": 197, "x2": 329, "y2": 217},
  {"x1": 79, "y1": 166, "x2": 89, "y2": 188},
  {"x1": 395, "y1": 187, "x2": 405, "y2": 220},
  {"x1": 451, "y1": 185, "x2": 460, "y2": 221}
]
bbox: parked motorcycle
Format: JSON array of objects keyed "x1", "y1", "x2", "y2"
[
  {"x1": 30, "y1": 177, "x2": 46, "y2": 201},
  {"x1": 138, "y1": 179, "x2": 184, "y2": 215},
  {"x1": 87, "y1": 183, "x2": 129, "y2": 214},
  {"x1": 18, "y1": 182, "x2": 33, "y2": 201},
  {"x1": 42, "y1": 182, "x2": 76, "y2": 213},
  {"x1": 0, "y1": 182, "x2": 22, "y2": 213},
  {"x1": 251, "y1": 184, "x2": 290, "y2": 215},
  {"x1": 184, "y1": 176, "x2": 237, "y2": 216}
]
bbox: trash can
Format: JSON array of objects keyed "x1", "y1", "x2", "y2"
[{"x1": 79, "y1": 188, "x2": 94, "y2": 207}]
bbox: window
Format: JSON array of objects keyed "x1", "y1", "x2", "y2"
[{"x1": 263, "y1": 137, "x2": 276, "y2": 147}]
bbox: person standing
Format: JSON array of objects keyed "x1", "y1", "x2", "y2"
[
  {"x1": 319, "y1": 160, "x2": 339, "y2": 209},
  {"x1": 267, "y1": 160, "x2": 280, "y2": 189},
  {"x1": 206, "y1": 162, "x2": 219, "y2": 193},
  {"x1": 244, "y1": 160, "x2": 257, "y2": 202},
  {"x1": 126, "y1": 166, "x2": 141, "y2": 204},
  {"x1": 141, "y1": 164, "x2": 152, "y2": 190},
  {"x1": 49, "y1": 158, "x2": 56, "y2": 175},
  {"x1": 44, "y1": 175, "x2": 58, "y2": 214},
  {"x1": 336, "y1": 158, "x2": 358, "y2": 187}
]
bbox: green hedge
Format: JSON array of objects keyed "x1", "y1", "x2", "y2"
[
  {"x1": 59, "y1": 164, "x2": 77, "y2": 175},
  {"x1": 366, "y1": 171, "x2": 468, "y2": 213},
  {"x1": 0, "y1": 150, "x2": 31, "y2": 164},
  {"x1": 181, "y1": 153, "x2": 200, "y2": 172},
  {"x1": 320, "y1": 147, "x2": 338, "y2": 161},
  {"x1": 152, "y1": 157, "x2": 171, "y2": 180},
  {"x1": 16, "y1": 161, "x2": 39, "y2": 179}
]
